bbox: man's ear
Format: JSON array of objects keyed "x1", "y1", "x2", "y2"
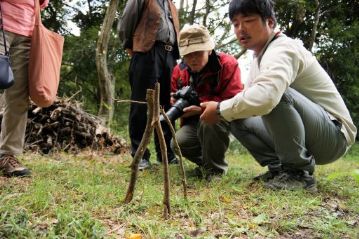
[{"x1": 267, "y1": 18, "x2": 275, "y2": 29}]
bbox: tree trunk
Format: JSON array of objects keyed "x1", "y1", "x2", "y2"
[
  {"x1": 189, "y1": 0, "x2": 197, "y2": 24},
  {"x1": 95, "y1": 0, "x2": 119, "y2": 126},
  {"x1": 179, "y1": 0, "x2": 185, "y2": 10},
  {"x1": 202, "y1": 0, "x2": 211, "y2": 27},
  {"x1": 309, "y1": 0, "x2": 320, "y2": 52}
]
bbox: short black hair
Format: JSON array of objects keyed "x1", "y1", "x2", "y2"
[{"x1": 229, "y1": 0, "x2": 276, "y2": 26}]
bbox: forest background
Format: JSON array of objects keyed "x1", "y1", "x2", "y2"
[{"x1": 44, "y1": 0, "x2": 359, "y2": 137}]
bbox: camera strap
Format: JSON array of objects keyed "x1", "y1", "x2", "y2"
[
  {"x1": 189, "y1": 73, "x2": 200, "y2": 88},
  {"x1": 0, "y1": 1, "x2": 9, "y2": 56}
]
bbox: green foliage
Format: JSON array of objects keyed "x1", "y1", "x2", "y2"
[
  {"x1": 316, "y1": 9, "x2": 359, "y2": 132},
  {"x1": 274, "y1": 0, "x2": 359, "y2": 137},
  {"x1": 57, "y1": 0, "x2": 130, "y2": 118},
  {"x1": 179, "y1": 1, "x2": 242, "y2": 56}
]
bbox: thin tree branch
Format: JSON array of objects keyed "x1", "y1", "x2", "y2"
[
  {"x1": 153, "y1": 83, "x2": 171, "y2": 219},
  {"x1": 124, "y1": 89, "x2": 155, "y2": 204},
  {"x1": 160, "y1": 108, "x2": 187, "y2": 199}
]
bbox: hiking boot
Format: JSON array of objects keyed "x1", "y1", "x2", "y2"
[
  {"x1": 0, "y1": 154, "x2": 31, "y2": 177},
  {"x1": 187, "y1": 167, "x2": 204, "y2": 178},
  {"x1": 264, "y1": 170, "x2": 317, "y2": 192},
  {"x1": 187, "y1": 166, "x2": 223, "y2": 182},
  {"x1": 138, "y1": 158, "x2": 151, "y2": 171},
  {"x1": 204, "y1": 172, "x2": 223, "y2": 182},
  {"x1": 253, "y1": 170, "x2": 281, "y2": 182}
]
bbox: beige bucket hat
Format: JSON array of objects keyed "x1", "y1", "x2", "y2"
[{"x1": 178, "y1": 24, "x2": 215, "y2": 57}]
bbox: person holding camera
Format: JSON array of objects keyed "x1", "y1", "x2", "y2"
[
  {"x1": 170, "y1": 24, "x2": 243, "y2": 180},
  {"x1": 118, "y1": 0, "x2": 180, "y2": 170},
  {"x1": 0, "y1": 0, "x2": 49, "y2": 177},
  {"x1": 200, "y1": 0, "x2": 357, "y2": 191}
]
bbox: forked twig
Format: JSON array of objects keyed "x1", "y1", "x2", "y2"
[
  {"x1": 124, "y1": 89, "x2": 155, "y2": 203},
  {"x1": 160, "y1": 108, "x2": 187, "y2": 199}
]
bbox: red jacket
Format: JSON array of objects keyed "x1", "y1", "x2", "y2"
[{"x1": 171, "y1": 51, "x2": 243, "y2": 103}]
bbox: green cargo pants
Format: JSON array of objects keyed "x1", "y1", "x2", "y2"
[{"x1": 171, "y1": 119, "x2": 230, "y2": 174}]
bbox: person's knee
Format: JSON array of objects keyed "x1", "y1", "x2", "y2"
[
  {"x1": 279, "y1": 89, "x2": 295, "y2": 104},
  {"x1": 173, "y1": 132, "x2": 190, "y2": 149},
  {"x1": 198, "y1": 121, "x2": 216, "y2": 132}
]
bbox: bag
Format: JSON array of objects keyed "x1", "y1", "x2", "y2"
[
  {"x1": 0, "y1": 2, "x2": 14, "y2": 89},
  {"x1": 0, "y1": 54, "x2": 14, "y2": 89},
  {"x1": 28, "y1": 0, "x2": 64, "y2": 107}
]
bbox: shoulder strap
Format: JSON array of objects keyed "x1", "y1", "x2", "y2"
[
  {"x1": 34, "y1": 0, "x2": 42, "y2": 26},
  {"x1": 0, "y1": 1, "x2": 9, "y2": 55},
  {"x1": 257, "y1": 32, "x2": 281, "y2": 67}
]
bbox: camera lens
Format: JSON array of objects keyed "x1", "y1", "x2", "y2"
[{"x1": 160, "y1": 98, "x2": 190, "y2": 122}]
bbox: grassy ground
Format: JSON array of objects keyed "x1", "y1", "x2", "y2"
[{"x1": 0, "y1": 142, "x2": 358, "y2": 239}]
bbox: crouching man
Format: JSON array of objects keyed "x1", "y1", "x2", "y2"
[
  {"x1": 200, "y1": 0, "x2": 357, "y2": 191},
  {"x1": 170, "y1": 24, "x2": 243, "y2": 180}
]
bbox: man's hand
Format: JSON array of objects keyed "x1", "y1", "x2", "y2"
[
  {"x1": 182, "y1": 105, "x2": 202, "y2": 118},
  {"x1": 125, "y1": 48, "x2": 133, "y2": 57},
  {"x1": 200, "y1": 101, "x2": 220, "y2": 124}
]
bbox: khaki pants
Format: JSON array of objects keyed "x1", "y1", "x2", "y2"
[
  {"x1": 0, "y1": 31, "x2": 31, "y2": 155},
  {"x1": 171, "y1": 119, "x2": 230, "y2": 174}
]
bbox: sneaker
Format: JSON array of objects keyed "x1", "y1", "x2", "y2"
[
  {"x1": 0, "y1": 154, "x2": 31, "y2": 177},
  {"x1": 253, "y1": 170, "x2": 281, "y2": 182},
  {"x1": 138, "y1": 158, "x2": 151, "y2": 171},
  {"x1": 169, "y1": 157, "x2": 179, "y2": 164},
  {"x1": 264, "y1": 170, "x2": 317, "y2": 192},
  {"x1": 157, "y1": 156, "x2": 179, "y2": 165}
]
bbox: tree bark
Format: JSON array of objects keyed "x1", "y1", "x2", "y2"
[
  {"x1": 202, "y1": 0, "x2": 211, "y2": 27},
  {"x1": 95, "y1": 0, "x2": 119, "y2": 126},
  {"x1": 189, "y1": 0, "x2": 197, "y2": 24},
  {"x1": 160, "y1": 108, "x2": 187, "y2": 199},
  {"x1": 124, "y1": 90, "x2": 155, "y2": 204},
  {"x1": 153, "y1": 84, "x2": 171, "y2": 219},
  {"x1": 309, "y1": 0, "x2": 320, "y2": 52},
  {"x1": 179, "y1": 0, "x2": 185, "y2": 10}
]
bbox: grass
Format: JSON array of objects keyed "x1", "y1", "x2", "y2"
[{"x1": 0, "y1": 142, "x2": 358, "y2": 238}]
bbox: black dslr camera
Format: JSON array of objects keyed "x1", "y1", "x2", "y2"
[{"x1": 160, "y1": 85, "x2": 199, "y2": 122}]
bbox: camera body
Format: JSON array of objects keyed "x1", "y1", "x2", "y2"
[{"x1": 160, "y1": 85, "x2": 199, "y2": 122}]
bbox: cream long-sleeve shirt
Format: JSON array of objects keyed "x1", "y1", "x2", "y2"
[{"x1": 220, "y1": 33, "x2": 357, "y2": 146}]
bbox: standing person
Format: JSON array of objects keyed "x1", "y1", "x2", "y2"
[
  {"x1": 0, "y1": 0, "x2": 49, "y2": 177},
  {"x1": 200, "y1": 0, "x2": 357, "y2": 191},
  {"x1": 118, "y1": 0, "x2": 180, "y2": 170},
  {"x1": 170, "y1": 24, "x2": 243, "y2": 180}
]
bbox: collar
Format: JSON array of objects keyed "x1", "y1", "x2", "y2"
[{"x1": 257, "y1": 32, "x2": 281, "y2": 66}]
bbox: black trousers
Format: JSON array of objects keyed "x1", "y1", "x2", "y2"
[{"x1": 128, "y1": 42, "x2": 177, "y2": 161}]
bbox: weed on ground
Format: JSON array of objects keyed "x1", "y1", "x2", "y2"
[{"x1": 0, "y1": 144, "x2": 358, "y2": 238}]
